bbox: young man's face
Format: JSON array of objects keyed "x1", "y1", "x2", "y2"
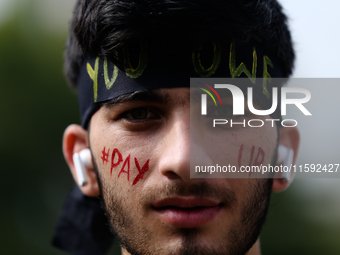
[{"x1": 89, "y1": 87, "x2": 278, "y2": 255}]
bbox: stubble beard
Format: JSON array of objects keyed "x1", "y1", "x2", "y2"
[{"x1": 92, "y1": 154, "x2": 273, "y2": 255}]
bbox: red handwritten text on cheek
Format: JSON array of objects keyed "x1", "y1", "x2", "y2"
[
  {"x1": 253, "y1": 147, "x2": 265, "y2": 166},
  {"x1": 102, "y1": 146, "x2": 150, "y2": 186},
  {"x1": 238, "y1": 144, "x2": 265, "y2": 177},
  {"x1": 248, "y1": 146, "x2": 255, "y2": 166},
  {"x1": 133, "y1": 158, "x2": 150, "y2": 186},
  {"x1": 118, "y1": 155, "x2": 130, "y2": 181},
  {"x1": 111, "y1": 148, "x2": 123, "y2": 175},
  {"x1": 101, "y1": 147, "x2": 110, "y2": 165}
]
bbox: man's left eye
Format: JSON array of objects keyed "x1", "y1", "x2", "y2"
[
  {"x1": 216, "y1": 106, "x2": 233, "y2": 118},
  {"x1": 206, "y1": 105, "x2": 233, "y2": 118}
]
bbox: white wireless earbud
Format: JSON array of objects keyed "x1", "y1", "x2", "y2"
[
  {"x1": 73, "y1": 148, "x2": 91, "y2": 187},
  {"x1": 277, "y1": 145, "x2": 294, "y2": 182}
]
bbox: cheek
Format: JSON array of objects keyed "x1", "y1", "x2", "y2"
[
  {"x1": 90, "y1": 111, "x2": 155, "y2": 190},
  {"x1": 237, "y1": 129, "x2": 277, "y2": 165},
  {"x1": 198, "y1": 126, "x2": 277, "y2": 176},
  {"x1": 97, "y1": 145, "x2": 152, "y2": 187},
  {"x1": 228, "y1": 178, "x2": 271, "y2": 210}
]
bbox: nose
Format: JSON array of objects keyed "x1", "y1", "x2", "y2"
[
  {"x1": 157, "y1": 110, "x2": 191, "y2": 182},
  {"x1": 156, "y1": 109, "x2": 214, "y2": 182}
]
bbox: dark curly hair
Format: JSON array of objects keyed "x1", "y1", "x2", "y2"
[{"x1": 64, "y1": 0, "x2": 295, "y2": 89}]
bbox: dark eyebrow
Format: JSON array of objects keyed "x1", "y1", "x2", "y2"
[{"x1": 103, "y1": 89, "x2": 169, "y2": 108}]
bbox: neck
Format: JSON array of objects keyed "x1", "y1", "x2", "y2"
[{"x1": 121, "y1": 240, "x2": 261, "y2": 255}]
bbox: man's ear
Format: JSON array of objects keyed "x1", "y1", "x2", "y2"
[
  {"x1": 272, "y1": 126, "x2": 300, "y2": 192},
  {"x1": 63, "y1": 124, "x2": 100, "y2": 197}
]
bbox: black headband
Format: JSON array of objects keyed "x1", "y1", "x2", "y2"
[{"x1": 77, "y1": 41, "x2": 283, "y2": 128}]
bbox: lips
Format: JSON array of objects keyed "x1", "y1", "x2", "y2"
[{"x1": 152, "y1": 197, "x2": 222, "y2": 228}]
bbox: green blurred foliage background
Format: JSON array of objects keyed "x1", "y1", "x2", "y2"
[
  {"x1": 1, "y1": 1, "x2": 339, "y2": 254},
  {"x1": 1, "y1": 1, "x2": 77, "y2": 254}
]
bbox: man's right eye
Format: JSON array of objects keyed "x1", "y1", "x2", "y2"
[
  {"x1": 130, "y1": 108, "x2": 148, "y2": 119},
  {"x1": 120, "y1": 107, "x2": 160, "y2": 122}
]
